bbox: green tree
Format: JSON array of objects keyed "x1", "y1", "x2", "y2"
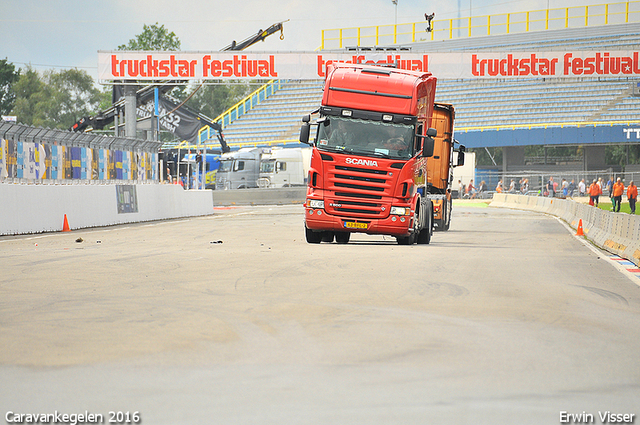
[
  {"x1": 12, "y1": 67, "x2": 104, "y2": 129},
  {"x1": 12, "y1": 66, "x2": 48, "y2": 126},
  {"x1": 181, "y1": 83, "x2": 252, "y2": 120},
  {"x1": 0, "y1": 59, "x2": 20, "y2": 115},
  {"x1": 118, "y1": 23, "x2": 181, "y2": 51},
  {"x1": 42, "y1": 68, "x2": 105, "y2": 128}
]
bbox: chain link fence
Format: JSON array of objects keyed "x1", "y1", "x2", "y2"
[{"x1": 474, "y1": 169, "x2": 640, "y2": 198}]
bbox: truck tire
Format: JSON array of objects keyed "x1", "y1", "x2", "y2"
[
  {"x1": 397, "y1": 209, "x2": 419, "y2": 245},
  {"x1": 305, "y1": 226, "x2": 322, "y2": 244},
  {"x1": 443, "y1": 198, "x2": 452, "y2": 231},
  {"x1": 321, "y1": 231, "x2": 335, "y2": 242},
  {"x1": 417, "y1": 202, "x2": 433, "y2": 244},
  {"x1": 335, "y1": 232, "x2": 350, "y2": 244}
]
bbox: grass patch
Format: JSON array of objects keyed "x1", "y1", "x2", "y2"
[
  {"x1": 453, "y1": 200, "x2": 490, "y2": 208},
  {"x1": 594, "y1": 201, "x2": 637, "y2": 215}
]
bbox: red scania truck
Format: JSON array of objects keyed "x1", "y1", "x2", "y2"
[{"x1": 299, "y1": 62, "x2": 452, "y2": 245}]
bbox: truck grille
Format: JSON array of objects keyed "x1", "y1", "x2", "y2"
[{"x1": 325, "y1": 163, "x2": 394, "y2": 218}]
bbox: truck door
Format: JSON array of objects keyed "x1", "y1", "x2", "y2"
[{"x1": 427, "y1": 104, "x2": 454, "y2": 194}]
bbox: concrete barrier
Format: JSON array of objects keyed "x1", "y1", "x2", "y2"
[
  {"x1": 0, "y1": 183, "x2": 214, "y2": 235},
  {"x1": 491, "y1": 193, "x2": 640, "y2": 266},
  {"x1": 212, "y1": 187, "x2": 306, "y2": 206},
  {"x1": 0, "y1": 184, "x2": 308, "y2": 236}
]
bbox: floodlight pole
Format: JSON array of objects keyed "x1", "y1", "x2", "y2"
[{"x1": 392, "y1": 0, "x2": 398, "y2": 26}]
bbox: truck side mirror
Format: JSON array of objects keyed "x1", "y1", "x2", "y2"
[
  {"x1": 300, "y1": 115, "x2": 313, "y2": 145},
  {"x1": 421, "y1": 128, "x2": 437, "y2": 157},
  {"x1": 299, "y1": 123, "x2": 311, "y2": 145},
  {"x1": 422, "y1": 137, "x2": 435, "y2": 157},
  {"x1": 456, "y1": 144, "x2": 466, "y2": 166}
]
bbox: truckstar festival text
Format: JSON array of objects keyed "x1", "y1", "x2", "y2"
[{"x1": 98, "y1": 51, "x2": 640, "y2": 81}]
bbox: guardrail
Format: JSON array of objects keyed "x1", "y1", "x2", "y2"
[
  {"x1": 321, "y1": 1, "x2": 640, "y2": 49},
  {"x1": 196, "y1": 79, "x2": 283, "y2": 145},
  {"x1": 491, "y1": 193, "x2": 640, "y2": 266},
  {"x1": 1, "y1": 122, "x2": 160, "y2": 185},
  {"x1": 457, "y1": 119, "x2": 640, "y2": 133},
  {"x1": 169, "y1": 138, "x2": 302, "y2": 151}
]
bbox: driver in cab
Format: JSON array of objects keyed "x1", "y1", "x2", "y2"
[{"x1": 382, "y1": 127, "x2": 410, "y2": 155}]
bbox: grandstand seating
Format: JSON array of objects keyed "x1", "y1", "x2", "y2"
[
  {"x1": 219, "y1": 81, "x2": 323, "y2": 147},
  {"x1": 217, "y1": 22, "x2": 640, "y2": 148}
]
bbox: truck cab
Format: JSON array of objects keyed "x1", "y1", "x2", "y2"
[{"x1": 215, "y1": 147, "x2": 266, "y2": 190}]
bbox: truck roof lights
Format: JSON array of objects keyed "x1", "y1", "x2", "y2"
[
  {"x1": 382, "y1": 114, "x2": 393, "y2": 122},
  {"x1": 341, "y1": 110, "x2": 353, "y2": 117}
]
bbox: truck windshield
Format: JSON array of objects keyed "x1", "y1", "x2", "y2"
[
  {"x1": 260, "y1": 160, "x2": 275, "y2": 173},
  {"x1": 316, "y1": 116, "x2": 415, "y2": 160},
  {"x1": 219, "y1": 159, "x2": 233, "y2": 172}
]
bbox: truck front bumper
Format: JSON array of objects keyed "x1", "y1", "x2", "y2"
[{"x1": 304, "y1": 207, "x2": 413, "y2": 237}]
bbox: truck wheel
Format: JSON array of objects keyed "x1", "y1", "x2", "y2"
[
  {"x1": 321, "y1": 231, "x2": 335, "y2": 242},
  {"x1": 397, "y1": 211, "x2": 418, "y2": 245},
  {"x1": 305, "y1": 226, "x2": 322, "y2": 244},
  {"x1": 417, "y1": 205, "x2": 433, "y2": 244},
  {"x1": 335, "y1": 232, "x2": 350, "y2": 244},
  {"x1": 443, "y1": 198, "x2": 452, "y2": 231}
]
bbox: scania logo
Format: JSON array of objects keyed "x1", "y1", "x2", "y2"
[{"x1": 345, "y1": 158, "x2": 378, "y2": 167}]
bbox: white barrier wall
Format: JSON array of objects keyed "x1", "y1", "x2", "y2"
[
  {"x1": 0, "y1": 183, "x2": 214, "y2": 235},
  {"x1": 492, "y1": 194, "x2": 640, "y2": 266},
  {"x1": 212, "y1": 187, "x2": 306, "y2": 206}
]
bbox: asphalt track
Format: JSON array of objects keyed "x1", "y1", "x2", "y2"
[{"x1": 1, "y1": 202, "x2": 639, "y2": 425}]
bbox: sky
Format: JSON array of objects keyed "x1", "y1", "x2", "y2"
[{"x1": 0, "y1": 0, "x2": 613, "y2": 81}]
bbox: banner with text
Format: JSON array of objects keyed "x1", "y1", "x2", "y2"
[{"x1": 99, "y1": 50, "x2": 640, "y2": 81}]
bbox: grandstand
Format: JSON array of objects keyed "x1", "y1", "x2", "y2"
[
  {"x1": 213, "y1": 80, "x2": 324, "y2": 148},
  {"x1": 190, "y1": 3, "x2": 640, "y2": 176}
]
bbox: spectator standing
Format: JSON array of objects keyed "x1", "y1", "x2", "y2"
[
  {"x1": 467, "y1": 179, "x2": 477, "y2": 199},
  {"x1": 588, "y1": 179, "x2": 600, "y2": 206},
  {"x1": 521, "y1": 178, "x2": 529, "y2": 194},
  {"x1": 612, "y1": 177, "x2": 624, "y2": 212},
  {"x1": 578, "y1": 179, "x2": 586, "y2": 196},
  {"x1": 547, "y1": 176, "x2": 555, "y2": 197},
  {"x1": 606, "y1": 176, "x2": 614, "y2": 207},
  {"x1": 478, "y1": 180, "x2": 487, "y2": 194},
  {"x1": 458, "y1": 179, "x2": 465, "y2": 199},
  {"x1": 509, "y1": 179, "x2": 516, "y2": 193},
  {"x1": 627, "y1": 180, "x2": 637, "y2": 214},
  {"x1": 568, "y1": 179, "x2": 576, "y2": 197},
  {"x1": 496, "y1": 180, "x2": 503, "y2": 193},
  {"x1": 561, "y1": 178, "x2": 569, "y2": 197}
]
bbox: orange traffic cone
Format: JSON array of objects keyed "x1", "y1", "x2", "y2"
[
  {"x1": 575, "y1": 219, "x2": 584, "y2": 236},
  {"x1": 62, "y1": 214, "x2": 71, "y2": 232}
]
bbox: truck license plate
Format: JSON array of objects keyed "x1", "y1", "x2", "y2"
[{"x1": 344, "y1": 221, "x2": 368, "y2": 229}]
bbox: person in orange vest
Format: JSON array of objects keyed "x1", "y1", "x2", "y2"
[
  {"x1": 612, "y1": 177, "x2": 625, "y2": 212},
  {"x1": 588, "y1": 179, "x2": 600, "y2": 207},
  {"x1": 627, "y1": 180, "x2": 637, "y2": 214}
]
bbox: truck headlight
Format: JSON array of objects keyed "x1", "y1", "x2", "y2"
[
  {"x1": 307, "y1": 199, "x2": 324, "y2": 209},
  {"x1": 390, "y1": 206, "x2": 410, "y2": 216}
]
